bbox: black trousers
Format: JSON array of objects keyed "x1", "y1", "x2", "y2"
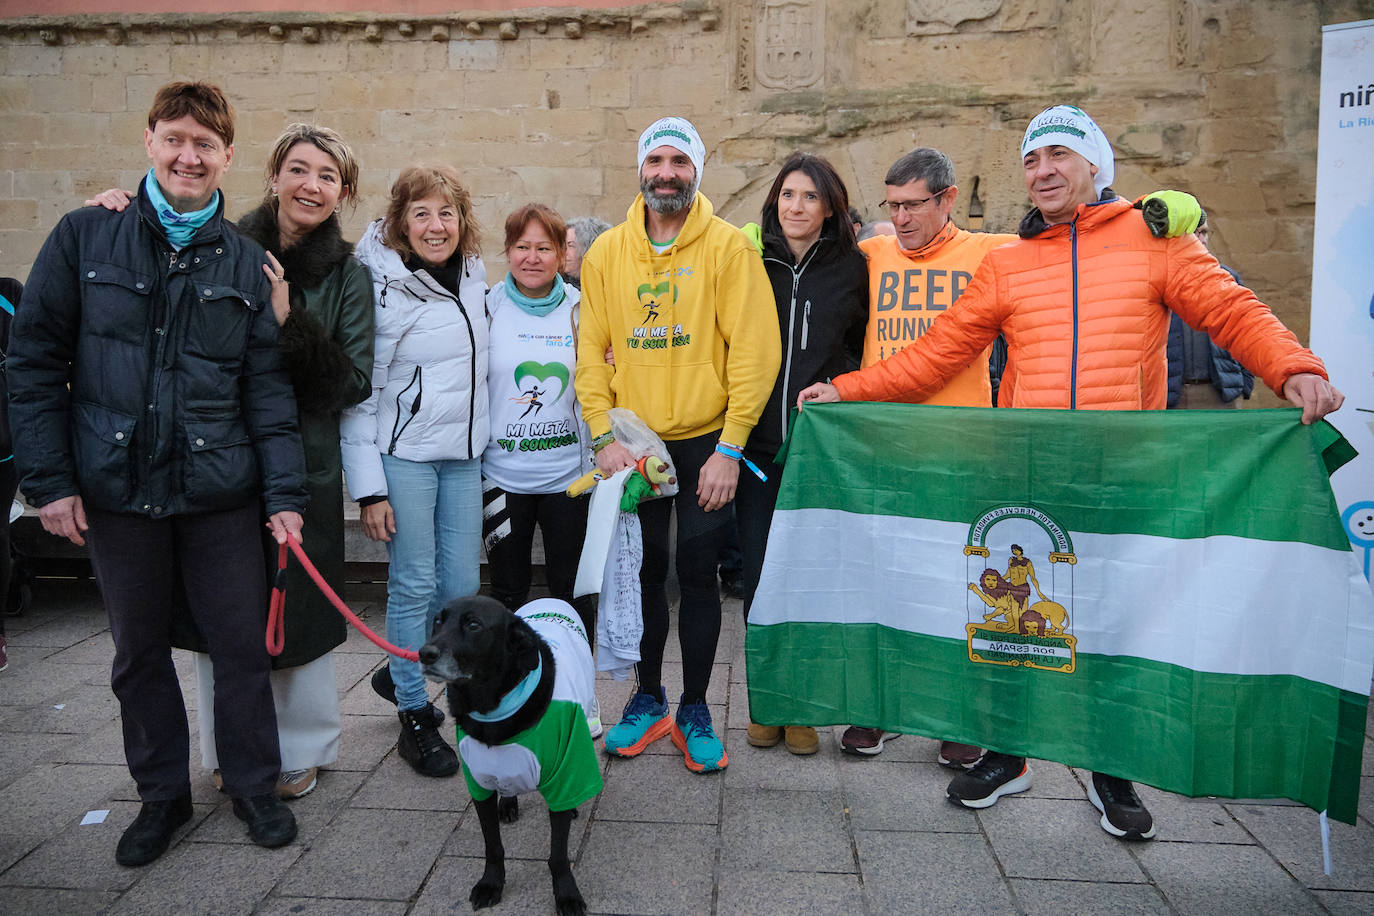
[
  {"x1": 86, "y1": 502, "x2": 280, "y2": 800},
  {"x1": 733, "y1": 451, "x2": 785, "y2": 621},
  {"x1": 636, "y1": 432, "x2": 732, "y2": 701},
  {"x1": 483, "y1": 485, "x2": 595, "y2": 636}
]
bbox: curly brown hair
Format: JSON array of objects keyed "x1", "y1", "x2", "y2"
[{"x1": 381, "y1": 165, "x2": 481, "y2": 262}]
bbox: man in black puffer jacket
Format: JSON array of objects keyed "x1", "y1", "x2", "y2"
[{"x1": 8, "y1": 82, "x2": 307, "y2": 867}]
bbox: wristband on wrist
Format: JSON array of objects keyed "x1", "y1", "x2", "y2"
[
  {"x1": 715, "y1": 441, "x2": 768, "y2": 482},
  {"x1": 591, "y1": 431, "x2": 616, "y2": 453}
]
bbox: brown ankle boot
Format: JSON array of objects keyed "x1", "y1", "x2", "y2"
[
  {"x1": 784, "y1": 726, "x2": 819, "y2": 755},
  {"x1": 747, "y1": 721, "x2": 783, "y2": 747}
]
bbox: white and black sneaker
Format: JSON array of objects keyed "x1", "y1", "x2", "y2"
[
  {"x1": 946, "y1": 752, "x2": 1033, "y2": 809},
  {"x1": 1088, "y1": 772, "x2": 1156, "y2": 840}
]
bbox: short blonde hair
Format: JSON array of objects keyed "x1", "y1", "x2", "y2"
[
  {"x1": 264, "y1": 123, "x2": 361, "y2": 212},
  {"x1": 382, "y1": 165, "x2": 481, "y2": 261}
]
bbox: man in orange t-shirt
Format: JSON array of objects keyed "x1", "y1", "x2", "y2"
[
  {"x1": 841, "y1": 147, "x2": 1006, "y2": 764},
  {"x1": 857, "y1": 148, "x2": 1010, "y2": 402}
]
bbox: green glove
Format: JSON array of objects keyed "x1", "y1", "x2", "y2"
[
  {"x1": 1138, "y1": 190, "x2": 1202, "y2": 239},
  {"x1": 740, "y1": 221, "x2": 764, "y2": 257},
  {"x1": 620, "y1": 473, "x2": 654, "y2": 512}
]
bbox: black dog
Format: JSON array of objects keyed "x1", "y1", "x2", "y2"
[{"x1": 420, "y1": 595, "x2": 601, "y2": 916}]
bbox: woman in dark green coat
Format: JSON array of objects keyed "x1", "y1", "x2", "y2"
[{"x1": 202, "y1": 126, "x2": 374, "y2": 799}]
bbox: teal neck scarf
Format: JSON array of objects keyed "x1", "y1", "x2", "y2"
[
  {"x1": 505, "y1": 274, "x2": 565, "y2": 317},
  {"x1": 468, "y1": 657, "x2": 544, "y2": 723},
  {"x1": 144, "y1": 169, "x2": 219, "y2": 249}
]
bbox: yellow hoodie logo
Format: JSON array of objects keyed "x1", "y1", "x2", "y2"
[{"x1": 636, "y1": 280, "x2": 676, "y2": 324}]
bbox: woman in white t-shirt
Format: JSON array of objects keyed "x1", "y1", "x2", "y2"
[{"x1": 482, "y1": 204, "x2": 596, "y2": 640}]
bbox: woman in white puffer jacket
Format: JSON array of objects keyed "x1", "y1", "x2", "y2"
[{"x1": 340, "y1": 164, "x2": 487, "y2": 779}]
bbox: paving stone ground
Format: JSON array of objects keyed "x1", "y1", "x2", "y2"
[{"x1": 3, "y1": 578, "x2": 1374, "y2": 915}]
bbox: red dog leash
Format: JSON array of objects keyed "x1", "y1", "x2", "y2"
[{"x1": 267, "y1": 532, "x2": 420, "y2": 662}]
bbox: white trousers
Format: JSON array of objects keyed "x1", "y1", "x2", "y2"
[{"x1": 195, "y1": 651, "x2": 341, "y2": 771}]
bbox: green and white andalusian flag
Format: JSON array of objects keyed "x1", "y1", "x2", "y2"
[{"x1": 746, "y1": 404, "x2": 1374, "y2": 822}]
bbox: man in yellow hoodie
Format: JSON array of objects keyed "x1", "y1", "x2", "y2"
[{"x1": 575, "y1": 117, "x2": 780, "y2": 773}]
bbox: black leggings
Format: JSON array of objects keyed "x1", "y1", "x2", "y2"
[
  {"x1": 635, "y1": 432, "x2": 731, "y2": 702},
  {"x1": 483, "y1": 485, "x2": 595, "y2": 636}
]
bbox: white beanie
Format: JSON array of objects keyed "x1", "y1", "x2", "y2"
[
  {"x1": 1021, "y1": 105, "x2": 1115, "y2": 196},
  {"x1": 637, "y1": 117, "x2": 705, "y2": 183}
]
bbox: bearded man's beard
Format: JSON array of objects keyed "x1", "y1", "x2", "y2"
[{"x1": 640, "y1": 175, "x2": 696, "y2": 215}]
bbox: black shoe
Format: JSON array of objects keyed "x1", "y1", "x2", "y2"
[
  {"x1": 946, "y1": 752, "x2": 1033, "y2": 809},
  {"x1": 1088, "y1": 772, "x2": 1156, "y2": 840},
  {"x1": 719, "y1": 570, "x2": 744, "y2": 600},
  {"x1": 397, "y1": 706, "x2": 459, "y2": 777},
  {"x1": 232, "y1": 793, "x2": 298, "y2": 848},
  {"x1": 371, "y1": 665, "x2": 397, "y2": 703},
  {"x1": 115, "y1": 792, "x2": 193, "y2": 867},
  {"x1": 372, "y1": 666, "x2": 444, "y2": 724}
]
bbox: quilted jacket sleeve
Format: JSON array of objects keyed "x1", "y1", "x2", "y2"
[
  {"x1": 1161, "y1": 236, "x2": 1326, "y2": 397},
  {"x1": 7, "y1": 217, "x2": 82, "y2": 508},
  {"x1": 339, "y1": 288, "x2": 401, "y2": 501},
  {"x1": 834, "y1": 258, "x2": 1006, "y2": 403}
]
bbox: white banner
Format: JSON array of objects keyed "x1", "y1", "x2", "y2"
[{"x1": 1311, "y1": 18, "x2": 1374, "y2": 587}]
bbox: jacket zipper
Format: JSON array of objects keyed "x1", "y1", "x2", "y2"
[
  {"x1": 387, "y1": 365, "x2": 422, "y2": 455},
  {"x1": 1069, "y1": 221, "x2": 1079, "y2": 410},
  {"x1": 764, "y1": 240, "x2": 823, "y2": 444},
  {"x1": 411, "y1": 270, "x2": 479, "y2": 457},
  {"x1": 146, "y1": 243, "x2": 181, "y2": 501}
]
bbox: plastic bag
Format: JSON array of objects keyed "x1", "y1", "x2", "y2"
[{"x1": 604, "y1": 408, "x2": 679, "y2": 498}]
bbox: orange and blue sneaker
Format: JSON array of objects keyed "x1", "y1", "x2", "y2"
[
  {"x1": 603, "y1": 688, "x2": 671, "y2": 757},
  {"x1": 671, "y1": 696, "x2": 728, "y2": 773}
]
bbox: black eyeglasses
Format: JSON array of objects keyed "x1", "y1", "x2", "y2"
[{"x1": 879, "y1": 189, "x2": 947, "y2": 216}]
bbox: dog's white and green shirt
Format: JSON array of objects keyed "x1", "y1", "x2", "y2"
[{"x1": 453, "y1": 599, "x2": 603, "y2": 812}]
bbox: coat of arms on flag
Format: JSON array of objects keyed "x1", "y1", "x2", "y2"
[
  {"x1": 963, "y1": 506, "x2": 1076, "y2": 672},
  {"x1": 747, "y1": 403, "x2": 1374, "y2": 822}
]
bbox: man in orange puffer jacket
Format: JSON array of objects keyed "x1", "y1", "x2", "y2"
[{"x1": 799, "y1": 105, "x2": 1344, "y2": 842}]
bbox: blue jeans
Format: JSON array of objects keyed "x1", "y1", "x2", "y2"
[{"x1": 381, "y1": 454, "x2": 482, "y2": 710}]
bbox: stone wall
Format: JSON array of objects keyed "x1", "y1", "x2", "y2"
[{"x1": 2, "y1": 0, "x2": 1371, "y2": 406}]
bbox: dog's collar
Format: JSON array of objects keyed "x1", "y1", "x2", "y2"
[{"x1": 468, "y1": 657, "x2": 543, "y2": 723}]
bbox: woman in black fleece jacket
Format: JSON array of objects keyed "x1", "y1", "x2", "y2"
[{"x1": 738, "y1": 153, "x2": 869, "y2": 755}]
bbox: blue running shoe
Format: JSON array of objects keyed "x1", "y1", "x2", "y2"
[
  {"x1": 671, "y1": 696, "x2": 728, "y2": 773},
  {"x1": 604, "y1": 688, "x2": 670, "y2": 757}
]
